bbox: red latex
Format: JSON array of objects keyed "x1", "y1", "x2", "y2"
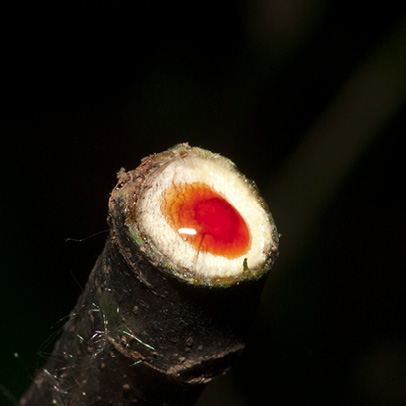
[{"x1": 161, "y1": 182, "x2": 250, "y2": 258}]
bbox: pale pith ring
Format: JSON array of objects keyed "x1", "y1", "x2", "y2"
[{"x1": 134, "y1": 146, "x2": 276, "y2": 281}]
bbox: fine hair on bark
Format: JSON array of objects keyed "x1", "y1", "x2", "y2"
[{"x1": 19, "y1": 143, "x2": 279, "y2": 406}]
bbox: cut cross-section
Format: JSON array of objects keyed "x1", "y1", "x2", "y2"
[{"x1": 129, "y1": 144, "x2": 278, "y2": 283}]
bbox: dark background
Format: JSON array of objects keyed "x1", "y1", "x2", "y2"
[{"x1": 2, "y1": 1, "x2": 405, "y2": 405}]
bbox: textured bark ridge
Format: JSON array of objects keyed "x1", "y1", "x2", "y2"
[{"x1": 20, "y1": 144, "x2": 279, "y2": 406}]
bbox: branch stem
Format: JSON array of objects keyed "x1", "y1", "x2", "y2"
[{"x1": 20, "y1": 145, "x2": 278, "y2": 406}]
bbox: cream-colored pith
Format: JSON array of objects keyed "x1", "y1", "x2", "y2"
[{"x1": 136, "y1": 155, "x2": 273, "y2": 279}]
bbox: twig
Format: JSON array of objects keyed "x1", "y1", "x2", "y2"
[{"x1": 19, "y1": 144, "x2": 278, "y2": 406}]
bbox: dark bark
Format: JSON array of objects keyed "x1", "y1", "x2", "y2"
[{"x1": 20, "y1": 145, "x2": 278, "y2": 406}]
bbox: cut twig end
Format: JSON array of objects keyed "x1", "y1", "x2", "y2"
[{"x1": 110, "y1": 144, "x2": 279, "y2": 286}]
